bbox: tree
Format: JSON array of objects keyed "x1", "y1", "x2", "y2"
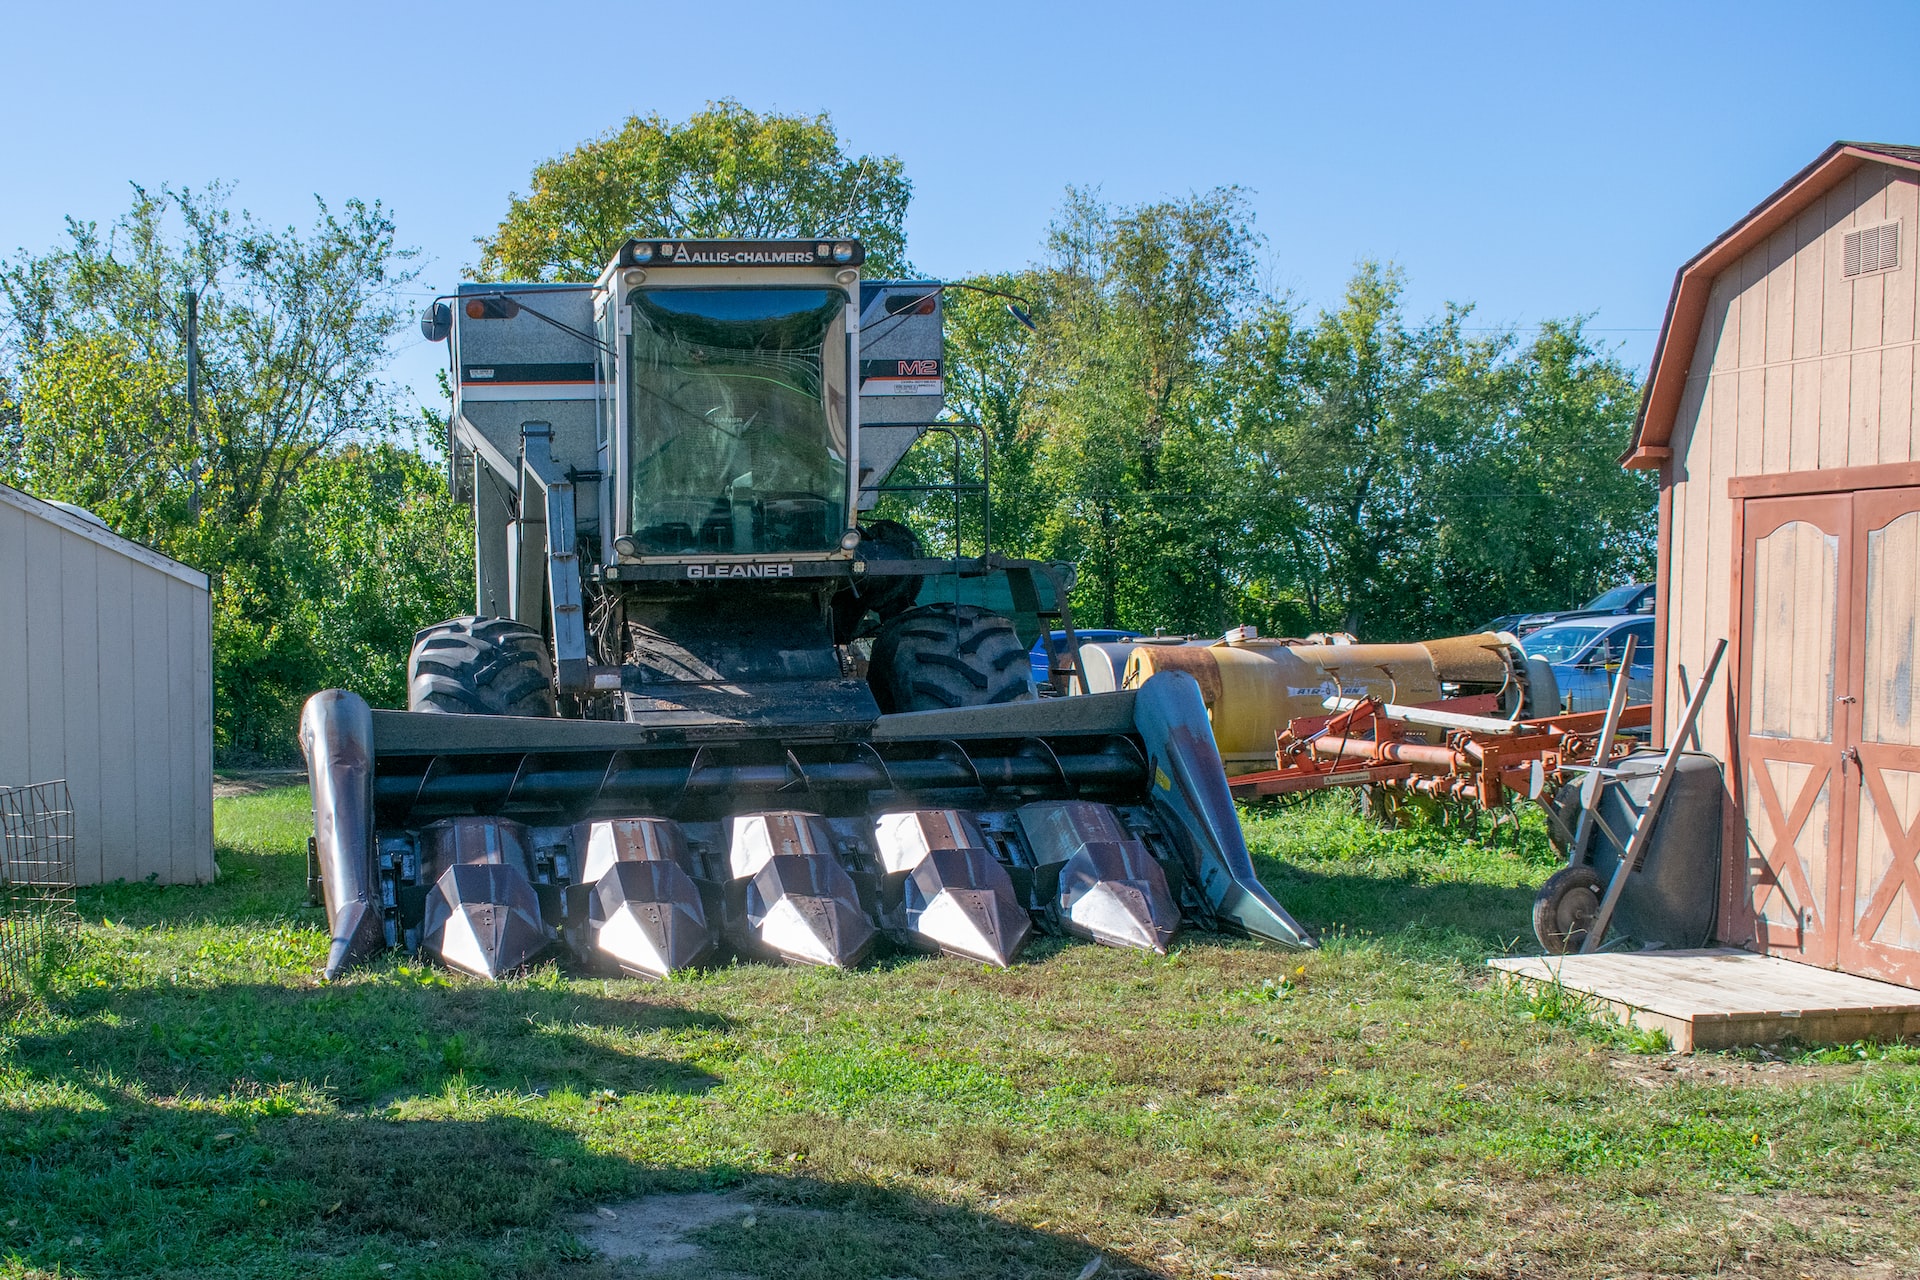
[
  {"x1": 1025, "y1": 187, "x2": 1263, "y2": 629},
  {"x1": 1225, "y1": 265, "x2": 1654, "y2": 639},
  {"x1": 0, "y1": 183, "x2": 432, "y2": 756},
  {"x1": 2, "y1": 183, "x2": 419, "y2": 563},
  {"x1": 477, "y1": 100, "x2": 913, "y2": 281}
]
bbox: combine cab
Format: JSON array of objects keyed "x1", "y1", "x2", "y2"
[{"x1": 302, "y1": 238, "x2": 1311, "y2": 979}]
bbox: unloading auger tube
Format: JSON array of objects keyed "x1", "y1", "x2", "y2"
[{"x1": 301, "y1": 671, "x2": 1313, "y2": 980}]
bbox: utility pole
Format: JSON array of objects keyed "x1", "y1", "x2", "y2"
[{"x1": 184, "y1": 289, "x2": 201, "y2": 524}]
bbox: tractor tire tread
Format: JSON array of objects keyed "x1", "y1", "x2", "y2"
[
  {"x1": 407, "y1": 616, "x2": 557, "y2": 718},
  {"x1": 870, "y1": 604, "x2": 1038, "y2": 715}
]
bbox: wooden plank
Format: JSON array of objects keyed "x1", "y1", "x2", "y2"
[
  {"x1": 1854, "y1": 275, "x2": 1888, "y2": 355},
  {"x1": 1730, "y1": 460, "x2": 1920, "y2": 498},
  {"x1": 60, "y1": 536, "x2": 102, "y2": 886},
  {"x1": 1677, "y1": 386, "x2": 1714, "y2": 749},
  {"x1": 1820, "y1": 355, "x2": 1853, "y2": 468},
  {"x1": 1490, "y1": 949, "x2": 1920, "y2": 1052},
  {"x1": 1736, "y1": 367, "x2": 1765, "y2": 476},
  {"x1": 1790, "y1": 359, "x2": 1822, "y2": 471},
  {"x1": 1852, "y1": 348, "x2": 1884, "y2": 466},
  {"x1": 1859, "y1": 510, "x2": 1920, "y2": 745},
  {"x1": 1822, "y1": 182, "x2": 1856, "y2": 358},
  {"x1": 1722, "y1": 494, "x2": 1749, "y2": 939},
  {"x1": 1707, "y1": 273, "x2": 1741, "y2": 373},
  {"x1": 1883, "y1": 341, "x2": 1915, "y2": 466},
  {"x1": 0, "y1": 505, "x2": 27, "y2": 789},
  {"x1": 1704, "y1": 367, "x2": 1741, "y2": 760},
  {"x1": 93, "y1": 551, "x2": 136, "y2": 885},
  {"x1": 1883, "y1": 175, "x2": 1917, "y2": 348},
  {"x1": 1792, "y1": 203, "x2": 1826, "y2": 360},
  {"x1": 128, "y1": 563, "x2": 171, "y2": 884},
  {"x1": 1738, "y1": 245, "x2": 1768, "y2": 371},
  {"x1": 1764, "y1": 217, "x2": 1797, "y2": 366},
  {"x1": 1761, "y1": 363, "x2": 1793, "y2": 473}
]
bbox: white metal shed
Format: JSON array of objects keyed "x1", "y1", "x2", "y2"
[{"x1": 0, "y1": 482, "x2": 214, "y2": 884}]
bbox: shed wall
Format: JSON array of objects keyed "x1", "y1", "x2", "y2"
[
  {"x1": 0, "y1": 489, "x2": 214, "y2": 885},
  {"x1": 1662, "y1": 162, "x2": 1919, "y2": 761}
]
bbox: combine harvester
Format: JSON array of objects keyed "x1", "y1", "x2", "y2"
[{"x1": 302, "y1": 237, "x2": 1312, "y2": 980}]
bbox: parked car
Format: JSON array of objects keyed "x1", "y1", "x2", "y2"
[
  {"x1": 1513, "y1": 582, "x2": 1654, "y2": 636},
  {"x1": 1520, "y1": 615, "x2": 1656, "y2": 715},
  {"x1": 1029, "y1": 629, "x2": 1142, "y2": 691}
]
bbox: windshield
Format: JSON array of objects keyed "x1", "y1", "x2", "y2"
[
  {"x1": 1522, "y1": 624, "x2": 1606, "y2": 664},
  {"x1": 1584, "y1": 584, "x2": 1642, "y2": 611},
  {"x1": 627, "y1": 287, "x2": 849, "y2": 555}
]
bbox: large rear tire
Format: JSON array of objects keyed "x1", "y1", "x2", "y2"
[
  {"x1": 407, "y1": 616, "x2": 557, "y2": 717},
  {"x1": 869, "y1": 604, "x2": 1038, "y2": 714}
]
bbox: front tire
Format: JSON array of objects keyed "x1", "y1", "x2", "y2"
[
  {"x1": 869, "y1": 604, "x2": 1038, "y2": 714},
  {"x1": 407, "y1": 616, "x2": 557, "y2": 717},
  {"x1": 1533, "y1": 865, "x2": 1606, "y2": 954}
]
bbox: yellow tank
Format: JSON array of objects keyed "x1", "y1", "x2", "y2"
[{"x1": 1122, "y1": 633, "x2": 1515, "y2": 774}]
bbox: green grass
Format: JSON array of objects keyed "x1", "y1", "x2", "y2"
[{"x1": 2, "y1": 788, "x2": 1917, "y2": 1278}]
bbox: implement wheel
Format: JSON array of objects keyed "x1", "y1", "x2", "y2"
[
  {"x1": 407, "y1": 616, "x2": 557, "y2": 717},
  {"x1": 1533, "y1": 865, "x2": 1606, "y2": 954},
  {"x1": 869, "y1": 604, "x2": 1038, "y2": 714}
]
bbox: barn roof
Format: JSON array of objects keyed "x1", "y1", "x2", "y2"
[{"x1": 1622, "y1": 142, "x2": 1920, "y2": 470}]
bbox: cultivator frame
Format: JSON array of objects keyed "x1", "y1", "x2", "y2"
[{"x1": 1229, "y1": 694, "x2": 1653, "y2": 810}]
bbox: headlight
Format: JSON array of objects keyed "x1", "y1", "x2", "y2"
[
  {"x1": 613, "y1": 536, "x2": 639, "y2": 558},
  {"x1": 833, "y1": 243, "x2": 854, "y2": 263},
  {"x1": 839, "y1": 529, "x2": 863, "y2": 551},
  {"x1": 630, "y1": 242, "x2": 654, "y2": 262}
]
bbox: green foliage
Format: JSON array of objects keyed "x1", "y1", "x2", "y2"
[
  {"x1": 213, "y1": 441, "x2": 473, "y2": 755},
  {"x1": 0, "y1": 185, "x2": 459, "y2": 759},
  {"x1": 477, "y1": 100, "x2": 912, "y2": 282},
  {"x1": 924, "y1": 195, "x2": 1657, "y2": 640}
]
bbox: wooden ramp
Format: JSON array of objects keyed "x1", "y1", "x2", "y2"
[{"x1": 1488, "y1": 948, "x2": 1920, "y2": 1052}]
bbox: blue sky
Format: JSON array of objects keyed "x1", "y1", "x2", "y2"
[{"x1": 5, "y1": 0, "x2": 1917, "y2": 408}]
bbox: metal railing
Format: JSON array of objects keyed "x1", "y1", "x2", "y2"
[{"x1": 0, "y1": 780, "x2": 77, "y2": 1003}]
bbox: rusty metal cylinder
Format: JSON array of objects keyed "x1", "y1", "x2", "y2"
[
  {"x1": 1122, "y1": 633, "x2": 1512, "y2": 775},
  {"x1": 1307, "y1": 736, "x2": 1463, "y2": 770}
]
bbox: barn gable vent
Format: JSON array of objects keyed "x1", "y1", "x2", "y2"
[{"x1": 1843, "y1": 221, "x2": 1901, "y2": 278}]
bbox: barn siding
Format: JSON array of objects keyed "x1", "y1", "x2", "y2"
[
  {"x1": 0, "y1": 485, "x2": 213, "y2": 885},
  {"x1": 1662, "y1": 161, "x2": 1920, "y2": 764}
]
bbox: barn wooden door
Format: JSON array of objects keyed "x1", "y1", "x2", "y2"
[
  {"x1": 1737, "y1": 493, "x2": 1851, "y2": 966},
  {"x1": 1839, "y1": 487, "x2": 1920, "y2": 988}
]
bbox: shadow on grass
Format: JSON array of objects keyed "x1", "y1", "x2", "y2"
[
  {"x1": 1252, "y1": 853, "x2": 1542, "y2": 957},
  {"x1": 25, "y1": 981, "x2": 727, "y2": 1105},
  {"x1": 78, "y1": 845, "x2": 315, "y2": 931},
  {"x1": 0, "y1": 1100, "x2": 1136, "y2": 1279},
  {"x1": 3, "y1": 978, "x2": 1150, "y2": 1279}
]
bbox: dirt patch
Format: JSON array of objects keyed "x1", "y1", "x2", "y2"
[
  {"x1": 1608, "y1": 1054, "x2": 1863, "y2": 1089},
  {"x1": 213, "y1": 769, "x2": 306, "y2": 798},
  {"x1": 572, "y1": 1190, "x2": 817, "y2": 1267}
]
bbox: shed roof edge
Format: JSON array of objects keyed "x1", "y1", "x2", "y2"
[{"x1": 0, "y1": 483, "x2": 211, "y2": 590}]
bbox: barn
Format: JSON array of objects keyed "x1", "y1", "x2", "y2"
[
  {"x1": 1625, "y1": 141, "x2": 1920, "y2": 989},
  {"x1": 0, "y1": 482, "x2": 214, "y2": 885}
]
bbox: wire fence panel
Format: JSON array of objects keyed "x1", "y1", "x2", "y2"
[{"x1": 0, "y1": 780, "x2": 77, "y2": 1003}]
